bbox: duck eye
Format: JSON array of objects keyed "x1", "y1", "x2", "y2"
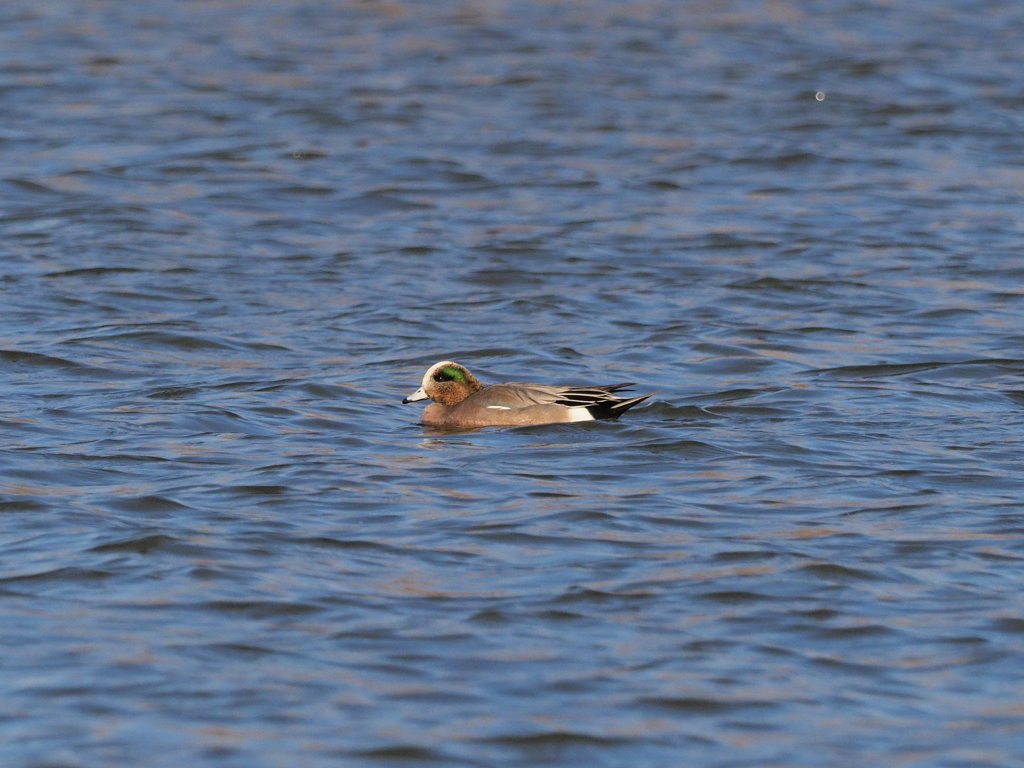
[{"x1": 432, "y1": 365, "x2": 464, "y2": 383}]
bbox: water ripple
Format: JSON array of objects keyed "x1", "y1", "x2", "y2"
[{"x1": 4, "y1": 1, "x2": 1024, "y2": 766}]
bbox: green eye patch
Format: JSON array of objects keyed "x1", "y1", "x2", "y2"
[{"x1": 441, "y1": 365, "x2": 467, "y2": 383}]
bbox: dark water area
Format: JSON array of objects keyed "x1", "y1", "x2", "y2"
[{"x1": 4, "y1": 1, "x2": 1024, "y2": 765}]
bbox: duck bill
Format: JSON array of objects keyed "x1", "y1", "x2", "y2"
[{"x1": 402, "y1": 387, "x2": 428, "y2": 404}]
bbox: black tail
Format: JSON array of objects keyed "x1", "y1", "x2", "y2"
[
  {"x1": 585, "y1": 392, "x2": 653, "y2": 420},
  {"x1": 554, "y1": 384, "x2": 653, "y2": 420}
]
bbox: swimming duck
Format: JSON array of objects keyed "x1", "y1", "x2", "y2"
[{"x1": 403, "y1": 361, "x2": 652, "y2": 428}]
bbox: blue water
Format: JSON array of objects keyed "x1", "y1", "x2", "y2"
[{"x1": 4, "y1": 1, "x2": 1024, "y2": 766}]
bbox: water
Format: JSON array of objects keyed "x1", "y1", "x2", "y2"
[{"x1": 3, "y1": 1, "x2": 1024, "y2": 765}]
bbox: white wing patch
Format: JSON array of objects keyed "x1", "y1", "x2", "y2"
[{"x1": 486, "y1": 405, "x2": 512, "y2": 410}]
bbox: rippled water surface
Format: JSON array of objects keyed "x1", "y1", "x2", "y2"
[{"x1": 4, "y1": 1, "x2": 1024, "y2": 766}]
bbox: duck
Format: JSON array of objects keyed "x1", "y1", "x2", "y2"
[{"x1": 402, "y1": 360, "x2": 652, "y2": 428}]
